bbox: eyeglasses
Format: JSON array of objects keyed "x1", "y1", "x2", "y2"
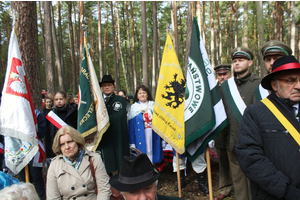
[{"x1": 275, "y1": 77, "x2": 300, "y2": 86}]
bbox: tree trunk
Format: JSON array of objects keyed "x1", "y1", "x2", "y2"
[
  {"x1": 210, "y1": 2, "x2": 215, "y2": 69},
  {"x1": 243, "y1": 1, "x2": 248, "y2": 48},
  {"x1": 287, "y1": 2, "x2": 291, "y2": 46},
  {"x1": 43, "y1": 1, "x2": 54, "y2": 94},
  {"x1": 130, "y1": 2, "x2": 137, "y2": 90},
  {"x1": 202, "y1": 2, "x2": 206, "y2": 45},
  {"x1": 152, "y1": 1, "x2": 158, "y2": 96},
  {"x1": 79, "y1": 1, "x2": 84, "y2": 83},
  {"x1": 197, "y1": 2, "x2": 201, "y2": 37},
  {"x1": 50, "y1": 3, "x2": 64, "y2": 91},
  {"x1": 216, "y1": 1, "x2": 221, "y2": 63},
  {"x1": 68, "y1": 2, "x2": 77, "y2": 93},
  {"x1": 11, "y1": 2, "x2": 42, "y2": 110},
  {"x1": 116, "y1": 2, "x2": 128, "y2": 91},
  {"x1": 257, "y1": 1, "x2": 266, "y2": 77},
  {"x1": 57, "y1": 1, "x2": 64, "y2": 90},
  {"x1": 184, "y1": 2, "x2": 192, "y2": 74},
  {"x1": 110, "y1": 1, "x2": 120, "y2": 91},
  {"x1": 172, "y1": 1, "x2": 178, "y2": 57},
  {"x1": 291, "y1": 1, "x2": 296, "y2": 54},
  {"x1": 141, "y1": 1, "x2": 148, "y2": 87},
  {"x1": 125, "y1": 1, "x2": 134, "y2": 95},
  {"x1": 97, "y1": 1, "x2": 103, "y2": 79},
  {"x1": 89, "y1": 15, "x2": 95, "y2": 61}
]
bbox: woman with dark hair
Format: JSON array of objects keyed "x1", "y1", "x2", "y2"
[
  {"x1": 46, "y1": 91, "x2": 77, "y2": 160},
  {"x1": 128, "y1": 85, "x2": 163, "y2": 165},
  {"x1": 47, "y1": 126, "x2": 111, "y2": 199}
]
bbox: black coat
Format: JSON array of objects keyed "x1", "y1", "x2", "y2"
[
  {"x1": 236, "y1": 93, "x2": 300, "y2": 200},
  {"x1": 45, "y1": 104, "x2": 77, "y2": 158}
]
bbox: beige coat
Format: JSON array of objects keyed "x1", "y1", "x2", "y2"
[{"x1": 46, "y1": 150, "x2": 111, "y2": 200}]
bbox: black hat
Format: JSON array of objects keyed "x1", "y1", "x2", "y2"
[
  {"x1": 261, "y1": 40, "x2": 292, "y2": 59},
  {"x1": 231, "y1": 47, "x2": 254, "y2": 60},
  {"x1": 214, "y1": 64, "x2": 231, "y2": 74},
  {"x1": 261, "y1": 56, "x2": 300, "y2": 90},
  {"x1": 99, "y1": 75, "x2": 115, "y2": 87},
  {"x1": 109, "y1": 154, "x2": 160, "y2": 192}
]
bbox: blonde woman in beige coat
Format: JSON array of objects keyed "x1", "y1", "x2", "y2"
[{"x1": 46, "y1": 126, "x2": 111, "y2": 200}]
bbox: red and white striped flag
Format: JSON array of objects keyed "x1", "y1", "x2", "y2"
[
  {"x1": 0, "y1": 28, "x2": 40, "y2": 174},
  {"x1": 46, "y1": 111, "x2": 67, "y2": 129}
]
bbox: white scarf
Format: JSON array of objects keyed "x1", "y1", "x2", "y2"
[{"x1": 127, "y1": 101, "x2": 155, "y2": 121}]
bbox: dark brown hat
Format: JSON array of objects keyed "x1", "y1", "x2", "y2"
[
  {"x1": 214, "y1": 64, "x2": 231, "y2": 74},
  {"x1": 261, "y1": 40, "x2": 292, "y2": 59},
  {"x1": 261, "y1": 56, "x2": 300, "y2": 90},
  {"x1": 99, "y1": 75, "x2": 115, "y2": 87},
  {"x1": 231, "y1": 47, "x2": 253, "y2": 60},
  {"x1": 109, "y1": 154, "x2": 160, "y2": 192}
]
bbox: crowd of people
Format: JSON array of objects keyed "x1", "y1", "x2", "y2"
[{"x1": 1, "y1": 40, "x2": 300, "y2": 200}]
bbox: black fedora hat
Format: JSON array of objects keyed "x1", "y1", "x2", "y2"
[
  {"x1": 109, "y1": 154, "x2": 160, "y2": 192},
  {"x1": 261, "y1": 55, "x2": 300, "y2": 90},
  {"x1": 99, "y1": 75, "x2": 114, "y2": 87}
]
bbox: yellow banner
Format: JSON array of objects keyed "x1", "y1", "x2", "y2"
[{"x1": 152, "y1": 34, "x2": 185, "y2": 154}]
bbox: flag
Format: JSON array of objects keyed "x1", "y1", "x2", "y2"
[
  {"x1": 152, "y1": 34, "x2": 185, "y2": 154},
  {"x1": 185, "y1": 17, "x2": 227, "y2": 161},
  {"x1": 46, "y1": 111, "x2": 67, "y2": 129},
  {"x1": 77, "y1": 40, "x2": 110, "y2": 151},
  {"x1": 0, "y1": 28, "x2": 39, "y2": 174}
]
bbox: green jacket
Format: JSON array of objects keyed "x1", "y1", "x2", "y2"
[
  {"x1": 219, "y1": 72, "x2": 261, "y2": 151},
  {"x1": 96, "y1": 93, "x2": 129, "y2": 173}
]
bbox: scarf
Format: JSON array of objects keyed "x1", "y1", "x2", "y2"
[
  {"x1": 127, "y1": 101, "x2": 155, "y2": 121},
  {"x1": 63, "y1": 149, "x2": 85, "y2": 171}
]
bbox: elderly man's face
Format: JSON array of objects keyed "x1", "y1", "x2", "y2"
[
  {"x1": 101, "y1": 83, "x2": 115, "y2": 96},
  {"x1": 271, "y1": 70, "x2": 300, "y2": 104},
  {"x1": 123, "y1": 182, "x2": 156, "y2": 200}
]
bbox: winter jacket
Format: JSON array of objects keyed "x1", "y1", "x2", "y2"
[
  {"x1": 235, "y1": 93, "x2": 300, "y2": 200},
  {"x1": 46, "y1": 104, "x2": 77, "y2": 158},
  {"x1": 46, "y1": 150, "x2": 111, "y2": 200}
]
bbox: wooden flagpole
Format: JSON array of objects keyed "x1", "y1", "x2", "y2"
[
  {"x1": 206, "y1": 146, "x2": 213, "y2": 200},
  {"x1": 176, "y1": 151, "x2": 182, "y2": 197},
  {"x1": 25, "y1": 165, "x2": 30, "y2": 182}
]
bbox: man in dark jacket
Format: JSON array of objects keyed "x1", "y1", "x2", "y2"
[
  {"x1": 219, "y1": 47, "x2": 261, "y2": 200},
  {"x1": 96, "y1": 75, "x2": 129, "y2": 174},
  {"x1": 236, "y1": 56, "x2": 300, "y2": 200}
]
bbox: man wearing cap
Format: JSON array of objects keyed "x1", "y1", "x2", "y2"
[
  {"x1": 110, "y1": 153, "x2": 184, "y2": 200},
  {"x1": 211, "y1": 64, "x2": 233, "y2": 200},
  {"x1": 261, "y1": 40, "x2": 292, "y2": 74},
  {"x1": 236, "y1": 56, "x2": 300, "y2": 200},
  {"x1": 96, "y1": 75, "x2": 130, "y2": 175},
  {"x1": 219, "y1": 47, "x2": 262, "y2": 200}
]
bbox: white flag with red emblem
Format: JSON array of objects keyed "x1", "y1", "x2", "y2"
[{"x1": 0, "y1": 28, "x2": 39, "y2": 174}]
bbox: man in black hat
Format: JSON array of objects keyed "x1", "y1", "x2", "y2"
[
  {"x1": 214, "y1": 64, "x2": 232, "y2": 85},
  {"x1": 96, "y1": 75, "x2": 130, "y2": 175},
  {"x1": 261, "y1": 40, "x2": 292, "y2": 74},
  {"x1": 110, "y1": 153, "x2": 183, "y2": 200},
  {"x1": 219, "y1": 47, "x2": 261, "y2": 200},
  {"x1": 236, "y1": 56, "x2": 300, "y2": 199}
]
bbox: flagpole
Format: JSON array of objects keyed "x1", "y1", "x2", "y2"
[
  {"x1": 25, "y1": 165, "x2": 30, "y2": 182},
  {"x1": 206, "y1": 146, "x2": 213, "y2": 200},
  {"x1": 175, "y1": 151, "x2": 182, "y2": 197}
]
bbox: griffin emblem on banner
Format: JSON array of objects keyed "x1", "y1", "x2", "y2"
[{"x1": 162, "y1": 73, "x2": 186, "y2": 109}]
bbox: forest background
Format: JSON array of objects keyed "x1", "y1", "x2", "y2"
[{"x1": 0, "y1": 1, "x2": 300, "y2": 111}]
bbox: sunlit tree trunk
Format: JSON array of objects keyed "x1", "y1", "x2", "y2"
[
  {"x1": 97, "y1": 1, "x2": 103, "y2": 79},
  {"x1": 51, "y1": 3, "x2": 64, "y2": 91},
  {"x1": 57, "y1": 1, "x2": 64, "y2": 90},
  {"x1": 152, "y1": 1, "x2": 158, "y2": 96},
  {"x1": 184, "y1": 2, "x2": 192, "y2": 74},
  {"x1": 210, "y1": 2, "x2": 215, "y2": 69},
  {"x1": 130, "y1": 2, "x2": 137, "y2": 90},
  {"x1": 202, "y1": 2, "x2": 206, "y2": 45},
  {"x1": 110, "y1": 1, "x2": 120, "y2": 91},
  {"x1": 141, "y1": 1, "x2": 148, "y2": 86},
  {"x1": 68, "y1": 1, "x2": 77, "y2": 93},
  {"x1": 257, "y1": 1, "x2": 266, "y2": 77},
  {"x1": 243, "y1": 1, "x2": 248, "y2": 48},
  {"x1": 12, "y1": 1, "x2": 42, "y2": 109},
  {"x1": 291, "y1": 1, "x2": 296, "y2": 54}
]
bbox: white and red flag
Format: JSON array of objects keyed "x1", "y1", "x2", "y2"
[{"x1": 0, "y1": 28, "x2": 40, "y2": 174}]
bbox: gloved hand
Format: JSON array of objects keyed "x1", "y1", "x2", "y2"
[
  {"x1": 129, "y1": 143, "x2": 136, "y2": 149},
  {"x1": 208, "y1": 140, "x2": 215, "y2": 149},
  {"x1": 161, "y1": 140, "x2": 167, "y2": 149}
]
